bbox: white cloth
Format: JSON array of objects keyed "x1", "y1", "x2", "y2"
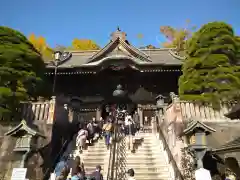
[
  {"x1": 125, "y1": 115, "x2": 133, "y2": 126},
  {"x1": 76, "y1": 130, "x2": 88, "y2": 147},
  {"x1": 50, "y1": 173, "x2": 56, "y2": 180}
]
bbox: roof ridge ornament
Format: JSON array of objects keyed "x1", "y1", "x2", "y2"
[
  {"x1": 5, "y1": 119, "x2": 45, "y2": 138},
  {"x1": 169, "y1": 49, "x2": 185, "y2": 60},
  {"x1": 111, "y1": 27, "x2": 127, "y2": 41}
]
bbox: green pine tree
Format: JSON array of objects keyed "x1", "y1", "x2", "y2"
[
  {"x1": 178, "y1": 22, "x2": 240, "y2": 108},
  {"x1": 0, "y1": 26, "x2": 45, "y2": 120}
]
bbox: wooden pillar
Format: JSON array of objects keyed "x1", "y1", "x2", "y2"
[
  {"x1": 47, "y1": 96, "x2": 56, "y2": 124},
  {"x1": 137, "y1": 105, "x2": 143, "y2": 128}
]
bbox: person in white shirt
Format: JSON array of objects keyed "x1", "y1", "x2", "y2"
[{"x1": 76, "y1": 128, "x2": 88, "y2": 153}]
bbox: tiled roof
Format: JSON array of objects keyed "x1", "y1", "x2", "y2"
[
  {"x1": 205, "y1": 122, "x2": 240, "y2": 149},
  {"x1": 46, "y1": 39, "x2": 183, "y2": 69}
]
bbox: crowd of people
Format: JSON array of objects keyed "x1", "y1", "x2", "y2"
[
  {"x1": 53, "y1": 155, "x2": 103, "y2": 180},
  {"x1": 75, "y1": 110, "x2": 140, "y2": 153},
  {"x1": 52, "y1": 110, "x2": 140, "y2": 180},
  {"x1": 53, "y1": 155, "x2": 136, "y2": 180},
  {"x1": 76, "y1": 116, "x2": 114, "y2": 152}
]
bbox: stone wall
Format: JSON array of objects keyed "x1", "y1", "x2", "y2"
[
  {"x1": 159, "y1": 100, "x2": 235, "y2": 172},
  {"x1": 0, "y1": 96, "x2": 79, "y2": 180}
]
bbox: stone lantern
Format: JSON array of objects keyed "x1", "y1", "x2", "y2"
[
  {"x1": 155, "y1": 94, "x2": 166, "y2": 124},
  {"x1": 183, "y1": 120, "x2": 216, "y2": 169},
  {"x1": 156, "y1": 94, "x2": 165, "y2": 109},
  {"x1": 5, "y1": 120, "x2": 45, "y2": 168}
]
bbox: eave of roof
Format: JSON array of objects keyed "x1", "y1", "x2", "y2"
[
  {"x1": 45, "y1": 46, "x2": 184, "y2": 69},
  {"x1": 5, "y1": 120, "x2": 45, "y2": 138},
  {"x1": 183, "y1": 120, "x2": 216, "y2": 135}
]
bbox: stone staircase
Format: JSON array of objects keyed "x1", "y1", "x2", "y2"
[
  {"x1": 71, "y1": 138, "x2": 110, "y2": 179},
  {"x1": 125, "y1": 132, "x2": 172, "y2": 180}
]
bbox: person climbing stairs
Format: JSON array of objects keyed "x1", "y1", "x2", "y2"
[{"x1": 71, "y1": 139, "x2": 110, "y2": 179}]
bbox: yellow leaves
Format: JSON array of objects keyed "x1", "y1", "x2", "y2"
[
  {"x1": 137, "y1": 33, "x2": 143, "y2": 39},
  {"x1": 160, "y1": 21, "x2": 196, "y2": 56},
  {"x1": 28, "y1": 33, "x2": 53, "y2": 61},
  {"x1": 71, "y1": 39, "x2": 100, "y2": 50},
  {"x1": 162, "y1": 42, "x2": 173, "y2": 48}
]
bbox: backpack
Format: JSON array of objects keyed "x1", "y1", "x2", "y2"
[
  {"x1": 71, "y1": 175, "x2": 80, "y2": 180},
  {"x1": 71, "y1": 175, "x2": 85, "y2": 180}
]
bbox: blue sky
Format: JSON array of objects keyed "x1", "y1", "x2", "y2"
[{"x1": 0, "y1": 0, "x2": 239, "y2": 48}]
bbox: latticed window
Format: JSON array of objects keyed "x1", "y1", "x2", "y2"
[{"x1": 14, "y1": 135, "x2": 32, "y2": 151}]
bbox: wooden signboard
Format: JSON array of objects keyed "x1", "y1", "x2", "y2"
[
  {"x1": 195, "y1": 168, "x2": 212, "y2": 180},
  {"x1": 11, "y1": 168, "x2": 27, "y2": 180}
]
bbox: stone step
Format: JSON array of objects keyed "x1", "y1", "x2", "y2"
[
  {"x1": 85, "y1": 147, "x2": 109, "y2": 152},
  {"x1": 126, "y1": 156, "x2": 167, "y2": 165},
  {"x1": 84, "y1": 167, "x2": 105, "y2": 172},
  {"x1": 125, "y1": 152, "x2": 165, "y2": 160},
  {"x1": 80, "y1": 151, "x2": 108, "y2": 156},
  {"x1": 129, "y1": 171, "x2": 170, "y2": 175},
  {"x1": 125, "y1": 161, "x2": 166, "y2": 166},
  {"x1": 125, "y1": 166, "x2": 169, "y2": 172},
  {"x1": 83, "y1": 164, "x2": 105, "y2": 170},
  {"x1": 133, "y1": 174, "x2": 171, "y2": 180},
  {"x1": 78, "y1": 158, "x2": 107, "y2": 163},
  {"x1": 126, "y1": 151, "x2": 165, "y2": 157},
  {"x1": 80, "y1": 153, "x2": 109, "y2": 157}
]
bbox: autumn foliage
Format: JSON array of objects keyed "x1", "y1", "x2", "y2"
[
  {"x1": 160, "y1": 20, "x2": 195, "y2": 55},
  {"x1": 28, "y1": 34, "x2": 53, "y2": 61},
  {"x1": 28, "y1": 34, "x2": 101, "y2": 60},
  {"x1": 71, "y1": 39, "x2": 100, "y2": 50}
]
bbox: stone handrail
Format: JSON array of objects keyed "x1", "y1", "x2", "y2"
[
  {"x1": 107, "y1": 122, "x2": 119, "y2": 180},
  {"x1": 157, "y1": 125, "x2": 184, "y2": 180},
  {"x1": 43, "y1": 140, "x2": 69, "y2": 180}
]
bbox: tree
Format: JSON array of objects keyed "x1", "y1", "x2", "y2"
[
  {"x1": 53, "y1": 45, "x2": 69, "y2": 52},
  {"x1": 236, "y1": 36, "x2": 240, "y2": 60},
  {"x1": 28, "y1": 34, "x2": 53, "y2": 61},
  {"x1": 71, "y1": 39, "x2": 100, "y2": 50},
  {"x1": 160, "y1": 20, "x2": 195, "y2": 55},
  {"x1": 178, "y1": 22, "x2": 240, "y2": 107},
  {"x1": 0, "y1": 26, "x2": 45, "y2": 120}
]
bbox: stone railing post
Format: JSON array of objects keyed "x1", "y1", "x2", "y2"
[
  {"x1": 137, "y1": 105, "x2": 143, "y2": 128},
  {"x1": 47, "y1": 96, "x2": 56, "y2": 124},
  {"x1": 96, "y1": 107, "x2": 101, "y2": 121},
  {"x1": 151, "y1": 117, "x2": 157, "y2": 135}
]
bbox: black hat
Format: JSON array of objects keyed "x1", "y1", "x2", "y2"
[{"x1": 126, "y1": 168, "x2": 135, "y2": 176}]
